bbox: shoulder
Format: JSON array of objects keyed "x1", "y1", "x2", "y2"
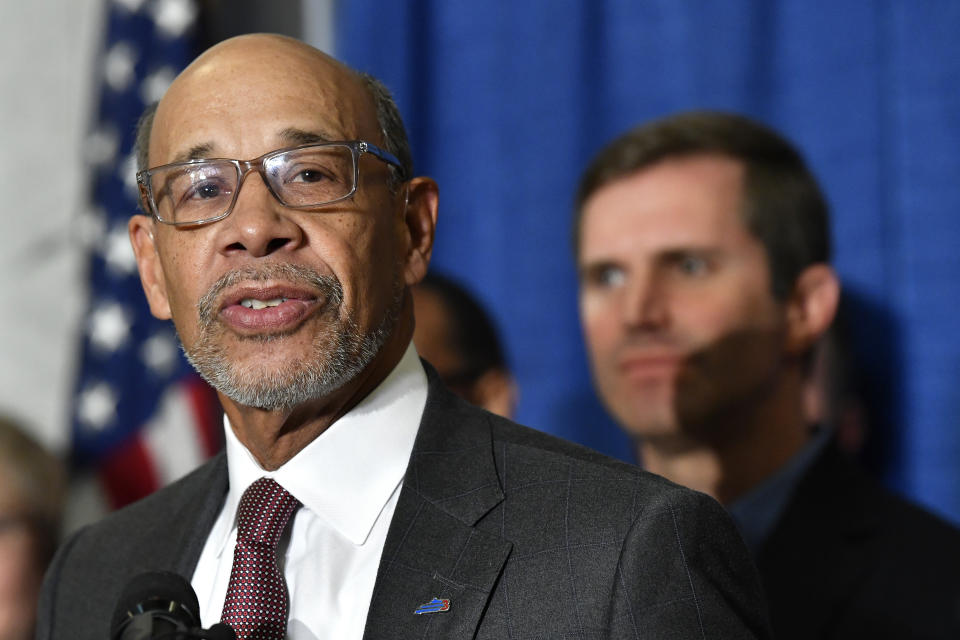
[
  {"x1": 762, "y1": 443, "x2": 960, "y2": 637},
  {"x1": 471, "y1": 408, "x2": 751, "y2": 587},
  {"x1": 787, "y1": 443, "x2": 960, "y2": 552},
  {"x1": 488, "y1": 410, "x2": 704, "y2": 500},
  {"x1": 424, "y1": 385, "x2": 732, "y2": 527},
  {"x1": 37, "y1": 455, "x2": 227, "y2": 640},
  {"x1": 480, "y1": 412, "x2": 770, "y2": 638},
  {"x1": 850, "y1": 463, "x2": 960, "y2": 576},
  {"x1": 80, "y1": 452, "x2": 227, "y2": 549}
]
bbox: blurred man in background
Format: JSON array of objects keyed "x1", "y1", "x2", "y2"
[
  {"x1": 412, "y1": 272, "x2": 516, "y2": 417},
  {"x1": 0, "y1": 415, "x2": 64, "y2": 640},
  {"x1": 574, "y1": 110, "x2": 960, "y2": 639}
]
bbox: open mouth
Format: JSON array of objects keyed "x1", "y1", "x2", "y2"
[{"x1": 219, "y1": 284, "x2": 326, "y2": 334}]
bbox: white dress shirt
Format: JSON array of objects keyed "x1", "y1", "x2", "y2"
[{"x1": 191, "y1": 343, "x2": 427, "y2": 640}]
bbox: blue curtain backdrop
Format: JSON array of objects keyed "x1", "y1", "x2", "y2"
[{"x1": 335, "y1": 1, "x2": 960, "y2": 525}]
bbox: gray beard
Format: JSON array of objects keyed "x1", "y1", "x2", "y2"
[{"x1": 182, "y1": 262, "x2": 404, "y2": 411}]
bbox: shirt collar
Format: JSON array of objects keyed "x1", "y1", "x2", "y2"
[
  {"x1": 728, "y1": 426, "x2": 833, "y2": 554},
  {"x1": 212, "y1": 342, "x2": 427, "y2": 554}
]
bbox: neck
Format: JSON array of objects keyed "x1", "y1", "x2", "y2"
[
  {"x1": 222, "y1": 309, "x2": 414, "y2": 471},
  {"x1": 638, "y1": 367, "x2": 811, "y2": 504}
]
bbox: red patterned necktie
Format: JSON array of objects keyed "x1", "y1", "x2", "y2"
[{"x1": 221, "y1": 477, "x2": 301, "y2": 640}]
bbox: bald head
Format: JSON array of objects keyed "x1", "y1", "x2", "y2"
[
  {"x1": 180, "y1": 33, "x2": 350, "y2": 79},
  {"x1": 135, "y1": 34, "x2": 411, "y2": 182},
  {"x1": 150, "y1": 35, "x2": 376, "y2": 166}
]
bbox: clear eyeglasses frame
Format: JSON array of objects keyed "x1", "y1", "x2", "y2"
[{"x1": 136, "y1": 140, "x2": 405, "y2": 226}]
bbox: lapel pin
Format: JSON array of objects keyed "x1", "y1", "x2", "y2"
[{"x1": 414, "y1": 597, "x2": 450, "y2": 615}]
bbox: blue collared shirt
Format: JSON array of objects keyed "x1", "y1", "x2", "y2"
[{"x1": 727, "y1": 427, "x2": 833, "y2": 555}]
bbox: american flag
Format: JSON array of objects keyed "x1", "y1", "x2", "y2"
[{"x1": 72, "y1": 0, "x2": 221, "y2": 510}]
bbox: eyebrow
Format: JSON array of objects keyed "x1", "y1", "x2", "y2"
[
  {"x1": 172, "y1": 143, "x2": 215, "y2": 163},
  {"x1": 578, "y1": 259, "x2": 620, "y2": 279},
  {"x1": 278, "y1": 127, "x2": 339, "y2": 146},
  {"x1": 658, "y1": 247, "x2": 724, "y2": 261},
  {"x1": 578, "y1": 246, "x2": 724, "y2": 269},
  {"x1": 168, "y1": 128, "x2": 341, "y2": 164}
]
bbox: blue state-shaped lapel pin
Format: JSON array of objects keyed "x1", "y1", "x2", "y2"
[{"x1": 414, "y1": 597, "x2": 450, "y2": 615}]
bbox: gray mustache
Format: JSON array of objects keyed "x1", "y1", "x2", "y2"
[{"x1": 196, "y1": 263, "x2": 343, "y2": 326}]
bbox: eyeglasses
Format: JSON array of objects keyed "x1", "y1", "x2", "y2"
[{"x1": 136, "y1": 140, "x2": 405, "y2": 226}]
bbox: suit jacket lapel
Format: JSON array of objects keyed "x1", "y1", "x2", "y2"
[
  {"x1": 758, "y1": 443, "x2": 881, "y2": 638},
  {"x1": 168, "y1": 453, "x2": 230, "y2": 578},
  {"x1": 363, "y1": 367, "x2": 511, "y2": 640}
]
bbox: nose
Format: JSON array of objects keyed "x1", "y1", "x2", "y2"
[
  {"x1": 217, "y1": 170, "x2": 305, "y2": 258},
  {"x1": 622, "y1": 269, "x2": 669, "y2": 331}
]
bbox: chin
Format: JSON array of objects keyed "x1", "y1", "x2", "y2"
[
  {"x1": 209, "y1": 360, "x2": 359, "y2": 411},
  {"x1": 622, "y1": 415, "x2": 682, "y2": 441},
  {"x1": 606, "y1": 395, "x2": 679, "y2": 440}
]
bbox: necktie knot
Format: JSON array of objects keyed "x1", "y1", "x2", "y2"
[{"x1": 236, "y1": 477, "x2": 301, "y2": 547}]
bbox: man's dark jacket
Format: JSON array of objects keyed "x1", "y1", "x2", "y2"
[
  {"x1": 38, "y1": 372, "x2": 771, "y2": 639},
  {"x1": 758, "y1": 442, "x2": 960, "y2": 639}
]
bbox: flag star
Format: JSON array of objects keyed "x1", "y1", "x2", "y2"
[
  {"x1": 78, "y1": 206, "x2": 108, "y2": 251},
  {"x1": 140, "y1": 65, "x2": 177, "y2": 104},
  {"x1": 104, "y1": 41, "x2": 139, "y2": 93},
  {"x1": 151, "y1": 0, "x2": 197, "y2": 39},
  {"x1": 77, "y1": 382, "x2": 119, "y2": 431},
  {"x1": 104, "y1": 224, "x2": 138, "y2": 275},
  {"x1": 113, "y1": 0, "x2": 148, "y2": 13},
  {"x1": 141, "y1": 331, "x2": 179, "y2": 376},
  {"x1": 89, "y1": 302, "x2": 132, "y2": 352},
  {"x1": 86, "y1": 125, "x2": 120, "y2": 167},
  {"x1": 119, "y1": 151, "x2": 140, "y2": 198}
]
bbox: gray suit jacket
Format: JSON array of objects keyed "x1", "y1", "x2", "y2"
[{"x1": 38, "y1": 371, "x2": 770, "y2": 639}]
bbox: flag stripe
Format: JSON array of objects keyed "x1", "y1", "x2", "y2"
[
  {"x1": 99, "y1": 435, "x2": 160, "y2": 509},
  {"x1": 75, "y1": 0, "x2": 220, "y2": 510},
  {"x1": 185, "y1": 376, "x2": 223, "y2": 458}
]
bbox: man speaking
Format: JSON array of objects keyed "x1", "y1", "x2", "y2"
[{"x1": 37, "y1": 35, "x2": 769, "y2": 639}]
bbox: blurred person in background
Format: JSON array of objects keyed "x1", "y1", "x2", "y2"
[
  {"x1": 412, "y1": 272, "x2": 516, "y2": 417},
  {"x1": 0, "y1": 415, "x2": 65, "y2": 640},
  {"x1": 574, "y1": 110, "x2": 960, "y2": 639}
]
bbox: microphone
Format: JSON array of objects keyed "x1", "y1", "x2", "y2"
[
  {"x1": 198, "y1": 624, "x2": 237, "y2": 640},
  {"x1": 111, "y1": 571, "x2": 237, "y2": 640}
]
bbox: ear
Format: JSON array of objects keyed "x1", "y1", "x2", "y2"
[
  {"x1": 399, "y1": 177, "x2": 439, "y2": 286},
  {"x1": 784, "y1": 264, "x2": 840, "y2": 357},
  {"x1": 128, "y1": 214, "x2": 172, "y2": 320}
]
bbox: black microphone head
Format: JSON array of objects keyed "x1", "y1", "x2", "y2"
[
  {"x1": 111, "y1": 571, "x2": 201, "y2": 639},
  {"x1": 205, "y1": 623, "x2": 238, "y2": 640}
]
